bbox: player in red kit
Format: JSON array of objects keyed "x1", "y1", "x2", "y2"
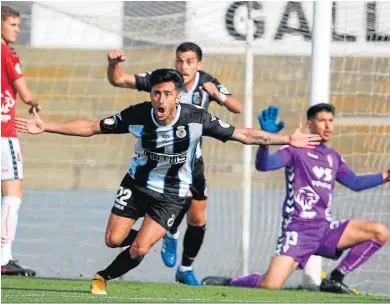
[{"x1": 1, "y1": 6, "x2": 40, "y2": 276}]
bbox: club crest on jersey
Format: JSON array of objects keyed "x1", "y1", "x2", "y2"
[
  {"x1": 294, "y1": 185, "x2": 319, "y2": 219},
  {"x1": 176, "y1": 126, "x2": 187, "y2": 138},
  {"x1": 327, "y1": 155, "x2": 333, "y2": 168},
  {"x1": 192, "y1": 91, "x2": 201, "y2": 105}
]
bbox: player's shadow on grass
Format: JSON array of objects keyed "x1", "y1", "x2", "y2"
[{"x1": 2, "y1": 287, "x2": 90, "y2": 294}]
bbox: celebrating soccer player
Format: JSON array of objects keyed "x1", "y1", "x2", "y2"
[
  {"x1": 106, "y1": 42, "x2": 242, "y2": 285},
  {"x1": 13, "y1": 69, "x2": 320, "y2": 295},
  {"x1": 202, "y1": 104, "x2": 389, "y2": 294},
  {"x1": 1, "y1": 6, "x2": 40, "y2": 276}
]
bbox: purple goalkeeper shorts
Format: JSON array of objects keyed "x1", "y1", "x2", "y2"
[{"x1": 275, "y1": 219, "x2": 349, "y2": 269}]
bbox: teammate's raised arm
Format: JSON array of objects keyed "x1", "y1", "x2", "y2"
[
  {"x1": 107, "y1": 49, "x2": 137, "y2": 88},
  {"x1": 200, "y1": 81, "x2": 242, "y2": 113}
]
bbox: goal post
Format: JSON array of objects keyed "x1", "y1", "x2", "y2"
[{"x1": 303, "y1": 0, "x2": 333, "y2": 289}]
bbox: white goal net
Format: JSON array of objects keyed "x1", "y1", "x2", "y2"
[{"x1": 5, "y1": 1, "x2": 389, "y2": 294}]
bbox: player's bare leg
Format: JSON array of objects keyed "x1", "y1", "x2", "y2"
[
  {"x1": 202, "y1": 255, "x2": 297, "y2": 289},
  {"x1": 321, "y1": 219, "x2": 388, "y2": 294},
  {"x1": 260, "y1": 256, "x2": 298, "y2": 289},
  {"x1": 92, "y1": 214, "x2": 136, "y2": 295},
  {"x1": 1, "y1": 180, "x2": 35, "y2": 277},
  {"x1": 92, "y1": 214, "x2": 167, "y2": 295},
  {"x1": 130, "y1": 215, "x2": 167, "y2": 259},
  {"x1": 175, "y1": 198, "x2": 207, "y2": 286},
  {"x1": 104, "y1": 213, "x2": 137, "y2": 248}
]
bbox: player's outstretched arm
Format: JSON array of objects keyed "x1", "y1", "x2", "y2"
[
  {"x1": 337, "y1": 161, "x2": 389, "y2": 191},
  {"x1": 13, "y1": 108, "x2": 101, "y2": 137},
  {"x1": 107, "y1": 49, "x2": 137, "y2": 88},
  {"x1": 231, "y1": 122, "x2": 321, "y2": 148}
]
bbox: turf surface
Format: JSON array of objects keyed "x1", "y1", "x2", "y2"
[{"x1": 2, "y1": 277, "x2": 389, "y2": 303}]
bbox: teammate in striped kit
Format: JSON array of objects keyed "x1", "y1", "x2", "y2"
[
  {"x1": 1, "y1": 6, "x2": 40, "y2": 276},
  {"x1": 202, "y1": 104, "x2": 389, "y2": 294},
  {"x1": 14, "y1": 69, "x2": 321, "y2": 295},
  {"x1": 106, "y1": 42, "x2": 242, "y2": 285}
]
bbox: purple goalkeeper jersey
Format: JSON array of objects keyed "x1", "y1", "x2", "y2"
[{"x1": 256, "y1": 144, "x2": 384, "y2": 224}]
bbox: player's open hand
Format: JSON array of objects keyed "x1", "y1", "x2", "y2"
[
  {"x1": 199, "y1": 82, "x2": 219, "y2": 100},
  {"x1": 107, "y1": 49, "x2": 126, "y2": 65},
  {"x1": 290, "y1": 122, "x2": 322, "y2": 149},
  {"x1": 258, "y1": 106, "x2": 284, "y2": 133},
  {"x1": 13, "y1": 107, "x2": 45, "y2": 135}
]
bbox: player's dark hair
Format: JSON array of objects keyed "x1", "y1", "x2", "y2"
[
  {"x1": 150, "y1": 69, "x2": 184, "y2": 91},
  {"x1": 176, "y1": 42, "x2": 203, "y2": 61},
  {"x1": 1, "y1": 6, "x2": 20, "y2": 22},
  {"x1": 307, "y1": 103, "x2": 335, "y2": 120}
]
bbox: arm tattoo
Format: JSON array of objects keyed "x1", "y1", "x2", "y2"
[
  {"x1": 233, "y1": 128, "x2": 289, "y2": 145},
  {"x1": 252, "y1": 134, "x2": 271, "y2": 145}
]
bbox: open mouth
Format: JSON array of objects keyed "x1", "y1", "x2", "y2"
[{"x1": 156, "y1": 106, "x2": 165, "y2": 118}]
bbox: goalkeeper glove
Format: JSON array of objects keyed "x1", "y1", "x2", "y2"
[{"x1": 258, "y1": 106, "x2": 285, "y2": 133}]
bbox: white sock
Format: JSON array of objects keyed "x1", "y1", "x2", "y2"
[
  {"x1": 1, "y1": 242, "x2": 12, "y2": 266},
  {"x1": 1, "y1": 196, "x2": 22, "y2": 266},
  {"x1": 179, "y1": 265, "x2": 192, "y2": 272},
  {"x1": 167, "y1": 231, "x2": 180, "y2": 239}
]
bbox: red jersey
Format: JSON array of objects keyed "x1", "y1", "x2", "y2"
[{"x1": 1, "y1": 43, "x2": 23, "y2": 138}]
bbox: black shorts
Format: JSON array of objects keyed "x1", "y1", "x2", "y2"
[
  {"x1": 111, "y1": 174, "x2": 187, "y2": 230},
  {"x1": 190, "y1": 157, "x2": 208, "y2": 200}
]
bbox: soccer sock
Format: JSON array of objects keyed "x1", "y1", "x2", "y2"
[
  {"x1": 97, "y1": 249, "x2": 143, "y2": 280},
  {"x1": 118, "y1": 229, "x2": 139, "y2": 247},
  {"x1": 230, "y1": 273, "x2": 264, "y2": 288},
  {"x1": 333, "y1": 240, "x2": 383, "y2": 280},
  {"x1": 169, "y1": 197, "x2": 192, "y2": 235},
  {"x1": 1, "y1": 196, "x2": 22, "y2": 266},
  {"x1": 181, "y1": 224, "x2": 205, "y2": 267}
]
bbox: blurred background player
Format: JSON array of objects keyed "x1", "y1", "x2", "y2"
[
  {"x1": 106, "y1": 42, "x2": 242, "y2": 285},
  {"x1": 1, "y1": 6, "x2": 40, "y2": 276},
  {"x1": 13, "y1": 69, "x2": 321, "y2": 295},
  {"x1": 202, "y1": 104, "x2": 389, "y2": 294}
]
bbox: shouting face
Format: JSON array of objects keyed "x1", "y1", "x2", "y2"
[{"x1": 150, "y1": 81, "x2": 181, "y2": 125}]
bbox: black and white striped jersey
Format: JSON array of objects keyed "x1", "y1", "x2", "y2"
[
  {"x1": 135, "y1": 70, "x2": 232, "y2": 158},
  {"x1": 100, "y1": 102, "x2": 235, "y2": 198}
]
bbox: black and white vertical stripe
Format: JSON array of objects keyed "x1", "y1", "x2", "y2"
[
  {"x1": 275, "y1": 165, "x2": 295, "y2": 255},
  {"x1": 128, "y1": 108, "x2": 203, "y2": 198},
  {"x1": 8, "y1": 139, "x2": 19, "y2": 180}
]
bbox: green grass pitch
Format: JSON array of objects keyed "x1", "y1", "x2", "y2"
[{"x1": 2, "y1": 277, "x2": 389, "y2": 303}]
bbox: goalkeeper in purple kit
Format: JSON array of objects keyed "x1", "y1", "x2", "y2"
[{"x1": 202, "y1": 103, "x2": 389, "y2": 294}]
